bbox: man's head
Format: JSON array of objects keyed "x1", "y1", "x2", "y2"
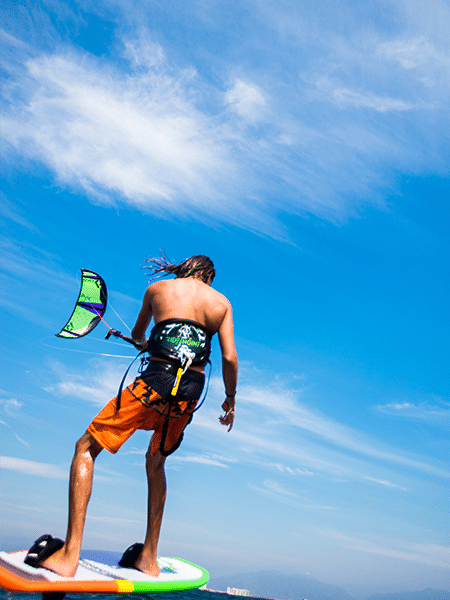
[
  {"x1": 175, "y1": 255, "x2": 215, "y2": 283},
  {"x1": 144, "y1": 254, "x2": 215, "y2": 284}
]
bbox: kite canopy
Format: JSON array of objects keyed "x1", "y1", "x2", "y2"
[{"x1": 56, "y1": 269, "x2": 107, "y2": 339}]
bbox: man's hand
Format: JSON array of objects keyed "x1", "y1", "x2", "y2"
[
  {"x1": 219, "y1": 399, "x2": 235, "y2": 432},
  {"x1": 106, "y1": 330, "x2": 147, "y2": 351},
  {"x1": 132, "y1": 337, "x2": 148, "y2": 351}
]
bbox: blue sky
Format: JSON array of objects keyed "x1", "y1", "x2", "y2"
[{"x1": 1, "y1": 0, "x2": 449, "y2": 597}]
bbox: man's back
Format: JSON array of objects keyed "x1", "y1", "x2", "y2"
[
  {"x1": 147, "y1": 277, "x2": 230, "y2": 334},
  {"x1": 132, "y1": 274, "x2": 236, "y2": 368}
]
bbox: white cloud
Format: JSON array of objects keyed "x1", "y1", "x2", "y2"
[
  {"x1": 248, "y1": 480, "x2": 337, "y2": 510},
  {"x1": 194, "y1": 375, "x2": 450, "y2": 482},
  {"x1": 0, "y1": 194, "x2": 38, "y2": 232},
  {"x1": 122, "y1": 29, "x2": 165, "y2": 70},
  {"x1": 45, "y1": 358, "x2": 131, "y2": 406},
  {"x1": 375, "y1": 400, "x2": 450, "y2": 423},
  {"x1": 0, "y1": 455, "x2": 118, "y2": 483},
  {"x1": 0, "y1": 422, "x2": 29, "y2": 448},
  {"x1": 237, "y1": 382, "x2": 449, "y2": 476},
  {"x1": 268, "y1": 462, "x2": 314, "y2": 476},
  {"x1": 225, "y1": 79, "x2": 268, "y2": 121},
  {"x1": 377, "y1": 36, "x2": 445, "y2": 70},
  {"x1": 3, "y1": 3, "x2": 450, "y2": 237},
  {"x1": 1, "y1": 40, "x2": 266, "y2": 232},
  {"x1": 316, "y1": 527, "x2": 450, "y2": 568},
  {"x1": 262, "y1": 478, "x2": 297, "y2": 496},
  {"x1": 170, "y1": 453, "x2": 230, "y2": 468},
  {"x1": 364, "y1": 476, "x2": 409, "y2": 492},
  {"x1": 314, "y1": 76, "x2": 421, "y2": 113},
  {"x1": 87, "y1": 515, "x2": 142, "y2": 525},
  {"x1": 0, "y1": 456, "x2": 68, "y2": 479},
  {"x1": 332, "y1": 87, "x2": 417, "y2": 112},
  {"x1": 0, "y1": 397, "x2": 23, "y2": 411}
]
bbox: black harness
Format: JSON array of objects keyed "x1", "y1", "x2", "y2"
[
  {"x1": 147, "y1": 319, "x2": 212, "y2": 366},
  {"x1": 114, "y1": 319, "x2": 212, "y2": 456}
]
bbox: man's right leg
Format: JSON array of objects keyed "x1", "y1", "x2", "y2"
[
  {"x1": 133, "y1": 449, "x2": 167, "y2": 577},
  {"x1": 39, "y1": 431, "x2": 103, "y2": 577}
]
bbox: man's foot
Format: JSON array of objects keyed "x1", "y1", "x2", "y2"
[
  {"x1": 133, "y1": 553, "x2": 160, "y2": 578},
  {"x1": 118, "y1": 543, "x2": 160, "y2": 577},
  {"x1": 39, "y1": 546, "x2": 79, "y2": 578},
  {"x1": 24, "y1": 535, "x2": 79, "y2": 578}
]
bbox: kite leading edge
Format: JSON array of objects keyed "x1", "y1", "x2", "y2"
[{"x1": 55, "y1": 269, "x2": 108, "y2": 339}]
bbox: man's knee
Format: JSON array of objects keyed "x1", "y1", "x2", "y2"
[
  {"x1": 75, "y1": 431, "x2": 103, "y2": 460},
  {"x1": 146, "y1": 449, "x2": 166, "y2": 474}
]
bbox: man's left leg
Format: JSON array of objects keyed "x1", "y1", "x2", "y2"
[
  {"x1": 39, "y1": 431, "x2": 103, "y2": 577},
  {"x1": 134, "y1": 449, "x2": 167, "y2": 577}
]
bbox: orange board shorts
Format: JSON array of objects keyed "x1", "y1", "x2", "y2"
[{"x1": 88, "y1": 361, "x2": 205, "y2": 456}]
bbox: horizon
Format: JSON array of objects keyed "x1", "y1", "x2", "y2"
[{"x1": 1, "y1": 1, "x2": 449, "y2": 598}]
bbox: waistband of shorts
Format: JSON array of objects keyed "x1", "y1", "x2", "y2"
[{"x1": 144, "y1": 359, "x2": 205, "y2": 382}]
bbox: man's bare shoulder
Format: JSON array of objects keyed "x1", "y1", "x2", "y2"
[
  {"x1": 145, "y1": 280, "x2": 164, "y2": 291},
  {"x1": 143, "y1": 279, "x2": 172, "y2": 295},
  {"x1": 208, "y1": 285, "x2": 230, "y2": 304}
]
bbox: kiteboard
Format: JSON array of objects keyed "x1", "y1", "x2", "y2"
[{"x1": 0, "y1": 549, "x2": 209, "y2": 595}]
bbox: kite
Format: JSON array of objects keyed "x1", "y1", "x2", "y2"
[{"x1": 56, "y1": 269, "x2": 108, "y2": 339}]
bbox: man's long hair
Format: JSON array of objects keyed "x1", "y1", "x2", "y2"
[{"x1": 144, "y1": 253, "x2": 215, "y2": 284}]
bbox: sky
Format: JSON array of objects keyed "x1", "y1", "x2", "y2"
[{"x1": 0, "y1": 0, "x2": 449, "y2": 598}]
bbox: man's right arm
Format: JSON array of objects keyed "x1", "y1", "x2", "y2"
[
  {"x1": 217, "y1": 302, "x2": 238, "y2": 431},
  {"x1": 131, "y1": 286, "x2": 153, "y2": 348}
]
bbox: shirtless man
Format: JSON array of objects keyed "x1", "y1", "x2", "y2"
[{"x1": 26, "y1": 255, "x2": 238, "y2": 578}]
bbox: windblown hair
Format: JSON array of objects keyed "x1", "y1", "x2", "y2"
[{"x1": 144, "y1": 253, "x2": 215, "y2": 284}]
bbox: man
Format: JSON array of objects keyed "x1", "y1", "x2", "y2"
[{"x1": 26, "y1": 255, "x2": 238, "y2": 578}]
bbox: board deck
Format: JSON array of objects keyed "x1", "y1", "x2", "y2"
[{"x1": 0, "y1": 550, "x2": 209, "y2": 594}]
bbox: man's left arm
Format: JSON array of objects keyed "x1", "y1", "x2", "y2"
[{"x1": 131, "y1": 287, "x2": 153, "y2": 348}]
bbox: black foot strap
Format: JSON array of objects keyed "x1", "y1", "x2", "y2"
[
  {"x1": 25, "y1": 534, "x2": 64, "y2": 568},
  {"x1": 118, "y1": 542, "x2": 143, "y2": 569}
]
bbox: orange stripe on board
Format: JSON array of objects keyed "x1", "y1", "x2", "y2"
[{"x1": 0, "y1": 563, "x2": 120, "y2": 593}]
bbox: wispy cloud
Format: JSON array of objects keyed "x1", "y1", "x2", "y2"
[
  {"x1": 44, "y1": 358, "x2": 132, "y2": 406},
  {"x1": 248, "y1": 480, "x2": 336, "y2": 510},
  {"x1": 87, "y1": 515, "x2": 142, "y2": 525},
  {"x1": 315, "y1": 527, "x2": 450, "y2": 568},
  {"x1": 261, "y1": 478, "x2": 297, "y2": 497},
  {"x1": 0, "y1": 194, "x2": 39, "y2": 233},
  {"x1": 0, "y1": 397, "x2": 23, "y2": 413},
  {"x1": 375, "y1": 399, "x2": 450, "y2": 424},
  {"x1": 0, "y1": 235, "x2": 74, "y2": 328},
  {"x1": 0, "y1": 394, "x2": 30, "y2": 447},
  {"x1": 193, "y1": 375, "x2": 449, "y2": 484},
  {"x1": 170, "y1": 453, "x2": 231, "y2": 468},
  {"x1": 316, "y1": 77, "x2": 420, "y2": 112},
  {"x1": 2, "y1": 0, "x2": 449, "y2": 237},
  {"x1": 0, "y1": 455, "x2": 69, "y2": 479},
  {"x1": 225, "y1": 79, "x2": 268, "y2": 122},
  {"x1": 0, "y1": 417, "x2": 30, "y2": 448},
  {"x1": 234, "y1": 381, "x2": 450, "y2": 478},
  {"x1": 0, "y1": 455, "x2": 118, "y2": 483},
  {"x1": 1, "y1": 36, "x2": 264, "y2": 232},
  {"x1": 378, "y1": 34, "x2": 450, "y2": 72},
  {"x1": 364, "y1": 476, "x2": 409, "y2": 492},
  {"x1": 268, "y1": 463, "x2": 314, "y2": 476}
]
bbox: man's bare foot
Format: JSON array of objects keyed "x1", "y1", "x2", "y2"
[
  {"x1": 133, "y1": 553, "x2": 160, "y2": 577},
  {"x1": 39, "y1": 546, "x2": 79, "y2": 578}
]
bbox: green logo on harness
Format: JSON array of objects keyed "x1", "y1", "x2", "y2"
[{"x1": 166, "y1": 336, "x2": 201, "y2": 347}]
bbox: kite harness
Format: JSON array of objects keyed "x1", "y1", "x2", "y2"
[
  {"x1": 111, "y1": 319, "x2": 212, "y2": 456},
  {"x1": 147, "y1": 318, "x2": 212, "y2": 394}
]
